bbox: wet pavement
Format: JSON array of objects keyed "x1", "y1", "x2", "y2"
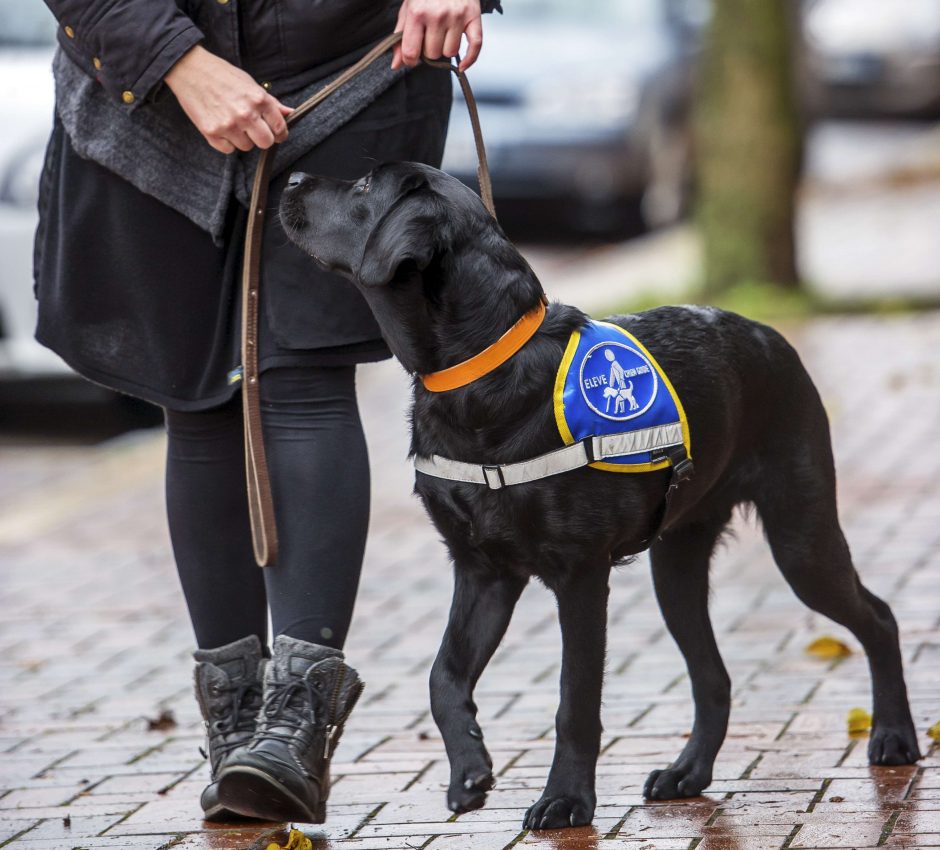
[{"x1": 1, "y1": 304, "x2": 939, "y2": 849}]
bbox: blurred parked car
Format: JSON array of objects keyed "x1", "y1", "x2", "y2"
[
  {"x1": 802, "y1": 0, "x2": 940, "y2": 118},
  {"x1": 0, "y1": 2, "x2": 161, "y2": 427},
  {"x1": 0, "y1": 1, "x2": 66, "y2": 380},
  {"x1": 441, "y1": 0, "x2": 707, "y2": 235}
]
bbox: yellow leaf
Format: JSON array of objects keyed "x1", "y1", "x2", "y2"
[
  {"x1": 806, "y1": 636, "x2": 852, "y2": 659},
  {"x1": 928, "y1": 721, "x2": 940, "y2": 741},
  {"x1": 847, "y1": 707, "x2": 872, "y2": 736},
  {"x1": 267, "y1": 830, "x2": 313, "y2": 850}
]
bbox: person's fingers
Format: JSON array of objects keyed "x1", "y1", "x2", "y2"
[
  {"x1": 460, "y1": 16, "x2": 482, "y2": 71},
  {"x1": 442, "y1": 25, "x2": 463, "y2": 58},
  {"x1": 227, "y1": 130, "x2": 255, "y2": 153},
  {"x1": 261, "y1": 100, "x2": 289, "y2": 142},
  {"x1": 400, "y1": 17, "x2": 425, "y2": 66},
  {"x1": 391, "y1": 1, "x2": 408, "y2": 69},
  {"x1": 246, "y1": 117, "x2": 276, "y2": 150},
  {"x1": 208, "y1": 136, "x2": 236, "y2": 154},
  {"x1": 423, "y1": 20, "x2": 447, "y2": 60},
  {"x1": 278, "y1": 102, "x2": 294, "y2": 116}
]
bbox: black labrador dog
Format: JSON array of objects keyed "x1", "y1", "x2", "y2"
[{"x1": 278, "y1": 162, "x2": 921, "y2": 830}]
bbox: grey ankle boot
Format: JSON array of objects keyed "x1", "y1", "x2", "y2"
[
  {"x1": 215, "y1": 635, "x2": 364, "y2": 823},
  {"x1": 193, "y1": 634, "x2": 266, "y2": 821}
]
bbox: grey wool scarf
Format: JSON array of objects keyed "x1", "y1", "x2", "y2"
[{"x1": 54, "y1": 46, "x2": 409, "y2": 245}]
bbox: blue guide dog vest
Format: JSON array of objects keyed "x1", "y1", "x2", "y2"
[{"x1": 553, "y1": 321, "x2": 691, "y2": 472}]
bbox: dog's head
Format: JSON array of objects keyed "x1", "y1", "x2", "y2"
[
  {"x1": 280, "y1": 162, "x2": 449, "y2": 285},
  {"x1": 280, "y1": 163, "x2": 474, "y2": 370},
  {"x1": 280, "y1": 162, "x2": 541, "y2": 374}
]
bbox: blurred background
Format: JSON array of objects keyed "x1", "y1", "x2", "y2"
[
  {"x1": 2, "y1": 0, "x2": 940, "y2": 436},
  {"x1": 2, "y1": 6, "x2": 939, "y2": 846}
]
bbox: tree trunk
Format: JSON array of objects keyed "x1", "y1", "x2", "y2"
[{"x1": 695, "y1": 0, "x2": 803, "y2": 293}]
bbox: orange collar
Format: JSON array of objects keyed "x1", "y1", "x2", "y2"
[{"x1": 421, "y1": 298, "x2": 548, "y2": 393}]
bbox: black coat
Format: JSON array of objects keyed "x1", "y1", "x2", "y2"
[
  {"x1": 43, "y1": 0, "x2": 501, "y2": 109},
  {"x1": 34, "y1": 0, "x2": 496, "y2": 409}
]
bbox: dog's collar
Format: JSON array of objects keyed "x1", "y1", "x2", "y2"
[{"x1": 420, "y1": 296, "x2": 549, "y2": 392}]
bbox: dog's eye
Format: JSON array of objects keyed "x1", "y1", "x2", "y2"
[{"x1": 353, "y1": 174, "x2": 372, "y2": 195}]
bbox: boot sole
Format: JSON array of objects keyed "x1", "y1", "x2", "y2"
[
  {"x1": 202, "y1": 781, "x2": 254, "y2": 823},
  {"x1": 202, "y1": 801, "x2": 246, "y2": 822},
  {"x1": 216, "y1": 765, "x2": 325, "y2": 824}
]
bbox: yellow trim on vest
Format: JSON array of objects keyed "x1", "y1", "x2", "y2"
[
  {"x1": 552, "y1": 321, "x2": 691, "y2": 473},
  {"x1": 553, "y1": 328, "x2": 581, "y2": 445}
]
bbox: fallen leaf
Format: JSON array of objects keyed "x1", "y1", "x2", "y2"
[
  {"x1": 268, "y1": 829, "x2": 313, "y2": 850},
  {"x1": 829, "y1": 796, "x2": 845, "y2": 803},
  {"x1": 806, "y1": 636, "x2": 852, "y2": 659},
  {"x1": 847, "y1": 707, "x2": 872, "y2": 736},
  {"x1": 928, "y1": 721, "x2": 940, "y2": 741},
  {"x1": 145, "y1": 709, "x2": 177, "y2": 731}
]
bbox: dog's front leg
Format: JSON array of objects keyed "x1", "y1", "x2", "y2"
[
  {"x1": 523, "y1": 564, "x2": 609, "y2": 830},
  {"x1": 430, "y1": 564, "x2": 527, "y2": 814}
]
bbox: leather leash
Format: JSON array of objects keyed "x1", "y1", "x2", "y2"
[{"x1": 241, "y1": 31, "x2": 496, "y2": 566}]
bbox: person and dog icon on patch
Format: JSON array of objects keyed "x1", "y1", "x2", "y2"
[
  {"x1": 603, "y1": 348, "x2": 639, "y2": 415},
  {"x1": 578, "y1": 341, "x2": 657, "y2": 422}
]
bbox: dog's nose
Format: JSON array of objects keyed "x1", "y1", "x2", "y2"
[{"x1": 287, "y1": 172, "x2": 308, "y2": 188}]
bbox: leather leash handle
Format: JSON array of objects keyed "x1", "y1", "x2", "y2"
[
  {"x1": 242, "y1": 32, "x2": 495, "y2": 566},
  {"x1": 423, "y1": 56, "x2": 495, "y2": 218}
]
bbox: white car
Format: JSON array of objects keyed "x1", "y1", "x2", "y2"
[
  {"x1": 802, "y1": 0, "x2": 940, "y2": 118},
  {"x1": 0, "y1": 1, "x2": 67, "y2": 379},
  {"x1": 0, "y1": 4, "x2": 163, "y2": 427}
]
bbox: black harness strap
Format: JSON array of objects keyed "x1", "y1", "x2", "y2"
[{"x1": 641, "y1": 445, "x2": 694, "y2": 548}]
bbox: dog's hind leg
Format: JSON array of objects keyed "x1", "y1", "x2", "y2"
[
  {"x1": 523, "y1": 563, "x2": 609, "y2": 830},
  {"x1": 430, "y1": 565, "x2": 527, "y2": 814},
  {"x1": 754, "y1": 447, "x2": 921, "y2": 766},
  {"x1": 644, "y1": 515, "x2": 732, "y2": 800}
]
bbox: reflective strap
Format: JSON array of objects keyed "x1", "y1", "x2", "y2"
[
  {"x1": 414, "y1": 421, "x2": 685, "y2": 490},
  {"x1": 596, "y1": 422, "x2": 684, "y2": 460},
  {"x1": 415, "y1": 441, "x2": 590, "y2": 490},
  {"x1": 500, "y1": 441, "x2": 591, "y2": 486},
  {"x1": 415, "y1": 454, "x2": 488, "y2": 485}
]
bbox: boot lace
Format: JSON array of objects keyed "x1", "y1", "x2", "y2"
[
  {"x1": 204, "y1": 680, "x2": 263, "y2": 760},
  {"x1": 256, "y1": 677, "x2": 328, "y2": 746}
]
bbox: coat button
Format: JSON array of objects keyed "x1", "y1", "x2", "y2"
[
  {"x1": 122, "y1": 91, "x2": 135, "y2": 105},
  {"x1": 93, "y1": 57, "x2": 102, "y2": 70},
  {"x1": 261, "y1": 81, "x2": 271, "y2": 90},
  {"x1": 64, "y1": 25, "x2": 75, "y2": 38}
]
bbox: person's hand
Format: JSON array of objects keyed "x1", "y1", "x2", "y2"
[
  {"x1": 391, "y1": 0, "x2": 483, "y2": 73},
  {"x1": 165, "y1": 45, "x2": 293, "y2": 154}
]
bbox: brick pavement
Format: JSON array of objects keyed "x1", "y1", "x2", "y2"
[{"x1": 1, "y1": 311, "x2": 938, "y2": 850}]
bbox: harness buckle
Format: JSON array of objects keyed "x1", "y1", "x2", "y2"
[
  {"x1": 582, "y1": 436, "x2": 599, "y2": 464},
  {"x1": 673, "y1": 456, "x2": 694, "y2": 481},
  {"x1": 664, "y1": 445, "x2": 694, "y2": 482},
  {"x1": 482, "y1": 465, "x2": 505, "y2": 490}
]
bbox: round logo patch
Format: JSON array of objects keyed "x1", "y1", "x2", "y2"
[{"x1": 578, "y1": 341, "x2": 658, "y2": 422}]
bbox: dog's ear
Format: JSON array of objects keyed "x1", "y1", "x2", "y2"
[{"x1": 357, "y1": 174, "x2": 439, "y2": 288}]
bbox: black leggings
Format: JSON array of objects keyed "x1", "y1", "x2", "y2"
[{"x1": 164, "y1": 365, "x2": 369, "y2": 651}]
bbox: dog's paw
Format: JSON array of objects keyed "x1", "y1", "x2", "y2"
[
  {"x1": 868, "y1": 723, "x2": 922, "y2": 766},
  {"x1": 643, "y1": 765, "x2": 711, "y2": 800},
  {"x1": 523, "y1": 792, "x2": 595, "y2": 830},
  {"x1": 447, "y1": 769, "x2": 495, "y2": 814}
]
